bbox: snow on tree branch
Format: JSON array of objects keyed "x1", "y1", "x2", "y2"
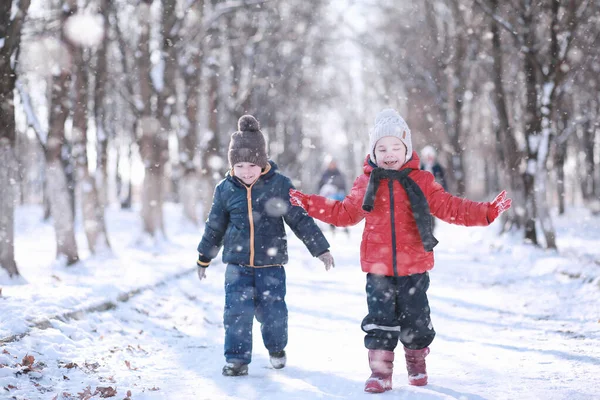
[{"x1": 15, "y1": 79, "x2": 47, "y2": 150}]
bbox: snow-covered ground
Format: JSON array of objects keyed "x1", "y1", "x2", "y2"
[{"x1": 1, "y1": 204, "x2": 599, "y2": 399}]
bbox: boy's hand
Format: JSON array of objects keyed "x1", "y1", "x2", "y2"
[
  {"x1": 318, "y1": 251, "x2": 335, "y2": 271},
  {"x1": 289, "y1": 188, "x2": 310, "y2": 211},
  {"x1": 197, "y1": 266, "x2": 207, "y2": 280},
  {"x1": 487, "y1": 190, "x2": 512, "y2": 223}
]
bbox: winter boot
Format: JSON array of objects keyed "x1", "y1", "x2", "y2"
[
  {"x1": 222, "y1": 362, "x2": 249, "y2": 376},
  {"x1": 364, "y1": 349, "x2": 394, "y2": 393},
  {"x1": 269, "y1": 350, "x2": 287, "y2": 369},
  {"x1": 404, "y1": 347, "x2": 430, "y2": 386}
]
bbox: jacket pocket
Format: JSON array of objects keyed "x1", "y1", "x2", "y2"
[
  {"x1": 363, "y1": 231, "x2": 391, "y2": 263},
  {"x1": 224, "y1": 225, "x2": 247, "y2": 254}
]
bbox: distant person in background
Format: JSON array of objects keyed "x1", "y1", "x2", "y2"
[
  {"x1": 420, "y1": 146, "x2": 448, "y2": 191},
  {"x1": 420, "y1": 146, "x2": 447, "y2": 231},
  {"x1": 318, "y1": 159, "x2": 349, "y2": 235}
]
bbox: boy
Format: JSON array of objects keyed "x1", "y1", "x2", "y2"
[{"x1": 197, "y1": 115, "x2": 335, "y2": 376}]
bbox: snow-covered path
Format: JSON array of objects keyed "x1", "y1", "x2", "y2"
[{"x1": 1, "y1": 206, "x2": 599, "y2": 399}]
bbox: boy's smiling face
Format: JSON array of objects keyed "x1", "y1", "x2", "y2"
[
  {"x1": 374, "y1": 136, "x2": 407, "y2": 170},
  {"x1": 233, "y1": 162, "x2": 262, "y2": 185}
]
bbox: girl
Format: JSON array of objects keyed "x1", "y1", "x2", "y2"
[{"x1": 290, "y1": 108, "x2": 511, "y2": 392}]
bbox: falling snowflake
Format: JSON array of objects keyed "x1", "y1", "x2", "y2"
[
  {"x1": 64, "y1": 13, "x2": 105, "y2": 48},
  {"x1": 265, "y1": 198, "x2": 288, "y2": 217}
]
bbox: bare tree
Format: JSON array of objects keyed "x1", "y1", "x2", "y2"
[
  {"x1": 177, "y1": 1, "x2": 205, "y2": 225},
  {"x1": 94, "y1": 0, "x2": 111, "y2": 206},
  {"x1": 0, "y1": 0, "x2": 32, "y2": 277},
  {"x1": 136, "y1": 0, "x2": 169, "y2": 238},
  {"x1": 475, "y1": 0, "x2": 593, "y2": 247},
  {"x1": 45, "y1": 1, "x2": 80, "y2": 264},
  {"x1": 70, "y1": 9, "x2": 111, "y2": 254},
  {"x1": 487, "y1": 0, "x2": 524, "y2": 230}
]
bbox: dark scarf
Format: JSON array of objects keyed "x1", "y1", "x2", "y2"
[{"x1": 362, "y1": 168, "x2": 438, "y2": 252}]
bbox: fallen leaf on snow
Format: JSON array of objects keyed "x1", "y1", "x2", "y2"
[
  {"x1": 124, "y1": 360, "x2": 138, "y2": 370},
  {"x1": 22, "y1": 354, "x2": 35, "y2": 366},
  {"x1": 95, "y1": 386, "x2": 118, "y2": 398},
  {"x1": 77, "y1": 386, "x2": 93, "y2": 400}
]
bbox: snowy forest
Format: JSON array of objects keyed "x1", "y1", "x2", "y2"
[{"x1": 1, "y1": 0, "x2": 600, "y2": 399}]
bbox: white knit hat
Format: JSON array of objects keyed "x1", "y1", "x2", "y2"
[
  {"x1": 420, "y1": 145, "x2": 436, "y2": 158},
  {"x1": 368, "y1": 108, "x2": 412, "y2": 162}
]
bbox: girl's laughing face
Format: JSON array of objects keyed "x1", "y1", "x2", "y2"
[
  {"x1": 374, "y1": 136, "x2": 407, "y2": 170},
  {"x1": 233, "y1": 162, "x2": 262, "y2": 185}
]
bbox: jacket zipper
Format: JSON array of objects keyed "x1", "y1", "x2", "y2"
[
  {"x1": 388, "y1": 179, "x2": 398, "y2": 277},
  {"x1": 232, "y1": 164, "x2": 270, "y2": 267},
  {"x1": 246, "y1": 183, "x2": 255, "y2": 266}
]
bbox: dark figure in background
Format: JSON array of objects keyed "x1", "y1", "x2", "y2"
[
  {"x1": 318, "y1": 160, "x2": 349, "y2": 236},
  {"x1": 420, "y1": 146, "x2": 448, "y2": 231},
  {"x1": 420, "y1": 146, "x2": 448, "y2": 191}
]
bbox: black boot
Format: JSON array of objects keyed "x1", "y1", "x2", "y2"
[
  {"x1": 222, "y1": 362, "x2": 249, "y2": 376},
  {"x1": 269, "y1": 350, "x2": 287, "y2": 369}
]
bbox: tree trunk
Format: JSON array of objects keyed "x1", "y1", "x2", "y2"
[
  {"x1": 139, "y1": 117, "x2": 166, "y2": 237},
  {"x1": 179, "y1": 43, "x2": 202, "y2": 225},
  {"x1": 45, "y1": 3, "x2": 80, "y2": 264},
  {"x1": 0, "y1": 140, "x2": 19, "y2": 277},
  {"x1": 279, "y1": 116, "x2": 302, "y2": 178},
  {"x1": 200, "y1": 60, "x2": 222, "y2": 220},
  {"x1": 554, "y1": 110, "x2": 568, "y2": 215},
  {"x1": 521, "y1": 7, "x2": 540, "y2": 246},
  {"x1": 120, "y1": 139, "x2": 134, "y2": 209},
  {"x1": 489, "y1": 0, "x2": 523, "y2": 231},
  {"x1": 534, "y1": 128, "x2": 557, "y2": 249},
  {"x1": 136, "y1": 2, "x2": 167, "y2": 237},
  {"x1": 580, "y1": 118, "x2": 595, "y2": 201},
  {"x1": 0, "y1": 0, "x2": 31, "y2": 277},
  {"x1": 94, "y1": 0, "x2": 111, "y2": 207},
  {"x1": 555, "y1": 143, "x2": 567, "y2": 215},
  {"x1": 72, "y1": 45, "x2": 110, "y2": 253}
]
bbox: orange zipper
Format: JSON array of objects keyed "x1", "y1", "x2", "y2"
[{"x1": 246, "y1": 183, "x2": 255, "y2": 266}]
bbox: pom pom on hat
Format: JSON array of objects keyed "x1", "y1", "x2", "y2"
[
  {"x1": 368, "y1": 108, "x2": 412, "y2": 162},
  {"x1": 238, "y1": 115, "x2": 260, "y2": 132},
  {"x1": 228, "y1": 115, "x2": 268, "y2": 168}
]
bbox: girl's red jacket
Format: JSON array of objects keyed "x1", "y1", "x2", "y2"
[{"x1": 305, "y1": 152, "x2": 491, "y2": 277}]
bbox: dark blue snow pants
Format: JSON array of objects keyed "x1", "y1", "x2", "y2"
[
  {"x1": 223, "y1": 264, "x2": 288, "y2": 364},
  {"x1": 361, "y1": 272, "x2": 435, "y2": 351}
]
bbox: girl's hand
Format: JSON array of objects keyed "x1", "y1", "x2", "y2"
[
  {"x1": 289, "y1": 188, "x2": 310, "y2": 211},
  {"x1": 197, "y1": 266, "x2": 207, "y2": 280},
  {"x1": 487, "y1": 190, "x2": 512, "y2": 223}
]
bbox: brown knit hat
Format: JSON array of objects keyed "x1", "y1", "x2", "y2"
[{"x1": 228, "y1": 115, "x2": 268, "y2": 168}]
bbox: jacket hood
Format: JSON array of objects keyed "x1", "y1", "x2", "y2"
[{"x1": 363, "y1": 151, "x2": 421, "y2": 175}]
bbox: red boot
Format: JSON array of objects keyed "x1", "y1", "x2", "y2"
[
  {"x1": 364, "y1": 349, "x2": 394, "y2": 393},
  {"x1": 404, "y1": 347, "x2": 430, "y2": 386}
]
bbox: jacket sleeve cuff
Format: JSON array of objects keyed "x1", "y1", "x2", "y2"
[
  {"x1": 315, "y1": 249, "x2": 330, "y2": 257},
  {"x1": 197, "y1": 254, "x2": 211, "y2": 267}
]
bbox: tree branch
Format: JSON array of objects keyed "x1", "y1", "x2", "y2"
[
  {"x1": 15, "y1": 79, "x2": 47, "y2": 152},
  {"x1": 474, "y1": 0, "x2": 524, "y2": 50}
]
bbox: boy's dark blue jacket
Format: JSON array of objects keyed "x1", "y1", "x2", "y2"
[{"x1": 197, "y1": 160, "x2": 330, "y2": 267}]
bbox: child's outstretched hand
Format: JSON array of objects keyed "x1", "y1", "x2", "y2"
[
  {"x1": 197, "y1": 266, "x2": 207, "y2": 280},
  {"x1": 318, "y1": 251, "x2": 335, "y2": 271},
  {"x1": 487, "y1": 190, "x2": 512, "y2": 223},
  {"x1": 289, "y1": 188, "x2": 310, "y2": 211}
]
